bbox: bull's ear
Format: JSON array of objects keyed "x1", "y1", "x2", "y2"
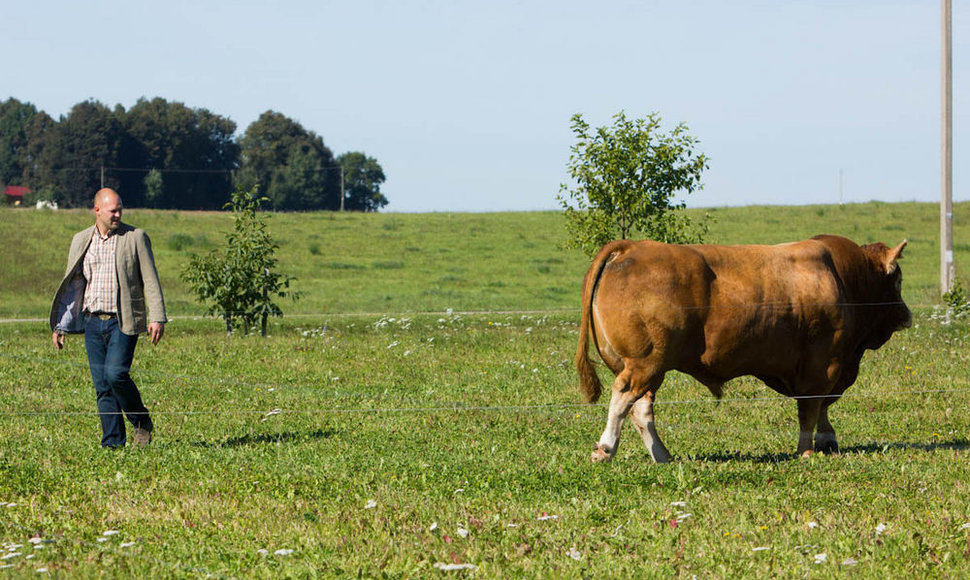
[{"x1": 885, "y1": 239, "x2": 907, "y2": 274}]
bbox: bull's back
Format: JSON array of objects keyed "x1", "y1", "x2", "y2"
[{"x1": 592, "y1": 239, "x2": 845, "y2": 383}]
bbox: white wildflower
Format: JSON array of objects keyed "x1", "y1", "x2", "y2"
[
  {"x1": 457, "y1": 525, "x2": 469, "y2": 539},
  {"x1": 102, "y1": 530, "x2": 120, "y2": 537},
  {"x1": 434, "y1": 563, "x2": 477, "y2": 571},
  {"x1": 842, "y1": 558, "x2": 858, "y2": 566},
  {"x1": 120, "y1": 542, "x2": 136, "y2": 548},
  {"x1": 670, "y1": 501, "x2": 687, "y2": 507},
  {"x1": 537, "y1": 514, "x2": 559, "y2": 521},
  {"x1": 814, "y1": 553, "x2": 827, "y2": 564},
  {"x1": 753, "y1": 547, "x2": 770, "y2": 552},
  {"x1": 807, "y1": 521, "x2": 818, "y2": 529},
  {"x1": 875, "y1": 523, "x2": 887, "y2": 535},
  {"x1": 429, "y1": 522, "x2": 438, "y2": 532},
  {"x1": 274, "y1": 549, "x2": 294, "y2": 556},
  {"x1": 567, "y1": 546, "x2": 582, "y2": 560},
  {"x1": 364, "y1": 499, "x2": 377, "y2": 509}
]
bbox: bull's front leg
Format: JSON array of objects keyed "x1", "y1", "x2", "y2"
[
  {"x1": 796, "y1": 398, "x2": 823, "y2": 457},
  {"x1": 814, "y1": 402, "x2": 839, "y2": 454}
]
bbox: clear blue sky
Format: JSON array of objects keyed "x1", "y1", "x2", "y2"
[{"x1": 3, "y1": 0, "x2": 966, "y2": 212}]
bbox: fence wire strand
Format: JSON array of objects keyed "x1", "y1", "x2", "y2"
[{"x1": 1, "y1": 308, "x2": 967, "y2": 419}]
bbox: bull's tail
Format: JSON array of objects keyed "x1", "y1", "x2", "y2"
[{"x1": 577, "y1": 240, "x2": 631, "y2": 403}]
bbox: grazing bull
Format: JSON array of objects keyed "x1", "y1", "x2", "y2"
[{"x1": 576, "y1": 235, "x2": 911, "y2": 462}]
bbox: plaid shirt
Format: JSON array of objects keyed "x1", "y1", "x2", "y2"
[{"x1": 82, "y1": 229, "x2": 118, "y2": 314}]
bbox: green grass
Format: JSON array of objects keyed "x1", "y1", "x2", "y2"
[
  {"x1": 1, "y1": 203, "x2": 970, "y2": 577},
  {"x1": 2, "y1": 202, "x2": 968, "y2": 319}
]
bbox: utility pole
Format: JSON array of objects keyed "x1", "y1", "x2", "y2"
[
  {"x1": 941, "y1": 0, "x2": 954, "y2": 295},
  {"x1": 339, "y1": 165, "x2": 345, "y2": 212}
]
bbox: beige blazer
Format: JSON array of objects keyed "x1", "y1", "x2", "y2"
[{"x1": 50, "y1": 223, "x2": 167, "y2": 336}]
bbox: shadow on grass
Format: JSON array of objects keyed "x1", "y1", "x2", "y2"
[
  {"x1": 841, "y1": 438, "x2": 970, "y2": 454},
  {"x1": 688, "y1": 437, "x2": 970, "y2": 464},
  {"x1": 688, "y1": 450, "x2": 796, "y2": 464},
  {"x1": 191, "y1": 428, "x2": 338, "y2": 449}
]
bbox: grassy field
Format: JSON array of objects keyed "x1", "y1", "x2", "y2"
[
  {"x1": 2, "y1": 201, "x2": 969, "y2": 319},
  {"x1": 1, "y1": 202, "x2": 970, "y2": 577}
]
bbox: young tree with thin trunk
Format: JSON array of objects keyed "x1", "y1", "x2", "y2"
[{"x1": 558, "y1": 111, "x2": 710, "y2": 257}]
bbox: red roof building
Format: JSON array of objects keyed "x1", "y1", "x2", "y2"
[
  {"x1": 3, "y1": 186, "x2": 30, "y2": 205},
  {"x1": 4, "y1": 185, "x2": 30, "y2": 197}
]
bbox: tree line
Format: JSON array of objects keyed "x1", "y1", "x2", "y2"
[{"x1": 0, "y1": 97, "x2": 387, "y2": 211}]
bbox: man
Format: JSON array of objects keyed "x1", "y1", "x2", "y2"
[{"x1": 50, "y1": 188, "x2": 167, "y2": 449}]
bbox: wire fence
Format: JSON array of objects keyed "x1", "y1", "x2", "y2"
[{"x1": 1, "y1": 303, "x2": 967, "y2": 420}]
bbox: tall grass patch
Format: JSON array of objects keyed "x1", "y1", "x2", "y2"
[{"x1": 1, "y1": 308, "x2": 969, "y2": 576}]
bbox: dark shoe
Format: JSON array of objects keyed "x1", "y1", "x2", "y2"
[{"x1": 132, "y1": 427, "x2": 152, "y2": 449}]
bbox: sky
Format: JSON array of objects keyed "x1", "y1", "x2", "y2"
[{"x1": 2, "y1": 0, "x2": 967, "y2": 212}]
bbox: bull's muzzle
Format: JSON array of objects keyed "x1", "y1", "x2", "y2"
[{"x1": 898, "y1": 308, "x2": 913, "y2": 330}]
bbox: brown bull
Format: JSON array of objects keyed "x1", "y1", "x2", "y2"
[{"x1": 577, "y1": 234, "x2": 911, "y2": 462}]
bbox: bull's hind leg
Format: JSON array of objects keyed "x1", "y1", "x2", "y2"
[
  {"x1": 796, "y1": 398, "x2": 823, "y2": 457},
  {"x1": 592, "y1": 362, "x2": 666, "y2": 463},
  {"x1": 630, "y1": 392, "x2": 672, "y2": 463}
]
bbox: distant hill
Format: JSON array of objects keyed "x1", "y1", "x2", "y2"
[{"x1": 2, "y1": 201, "x2": 966, "y2": 319}]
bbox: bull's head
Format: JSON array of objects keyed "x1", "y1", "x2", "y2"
[{"x1": 864, "y1": 239, "x2": 911, "y2": 349}]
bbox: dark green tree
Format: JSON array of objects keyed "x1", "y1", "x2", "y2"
[
  {"x1": 27, "y1": 100, "x2": 124, "y2": 207},
  {"x1": 557, "y1": 111, "x2": 710, "y2": 256},
  {"x1": 267, "y1": 142, "x2": 333, "y2": 210},
  {"x1": 337, "y1": 151, "x2": 388, "y2": 212},
  {"x1": 20, "y1": 110, "x2": 56, "y2": 196},
  {"x1": 237, "y1": 111, "x2": 340, "y2": 211},
  {"x1": 0, "y1": 98, "x2": 38, "y2": 186},
  {"x1": 181, "y1": 186, "x2": 297, "y2": 336},
  {"x1": 118, "y1": 97, "x2": 238, "y2": 209}
]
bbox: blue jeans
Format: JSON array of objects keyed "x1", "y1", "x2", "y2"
[{"x1": 84, "y1": 315, "x2": 153, "y2": 448}]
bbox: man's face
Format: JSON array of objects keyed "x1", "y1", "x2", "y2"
[{"x1": 94, "y1": 194, "x2": 123, "y2": 234}]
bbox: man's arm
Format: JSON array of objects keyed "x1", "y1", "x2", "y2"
[
  {"x1": 147, "y1": 322, "x2": 164, "y2": 345},
  {"x1": 134, "y1": 230, "x2": 167, "y2": 344}
]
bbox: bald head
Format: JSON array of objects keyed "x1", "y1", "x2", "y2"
[
  {"x1": 94, "y1": 188, "x2": 121, "y2": 208},
  {"x1": 93, "y1": 188, "x2": 123, "y2": 235}
]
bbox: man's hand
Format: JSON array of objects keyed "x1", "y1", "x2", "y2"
[
  {"x1": 52, "y1": 331, "x2": 65, "y2": 350},
  {"x1": 148, "y1": 322, "x2": 165, "y2": 345}
]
